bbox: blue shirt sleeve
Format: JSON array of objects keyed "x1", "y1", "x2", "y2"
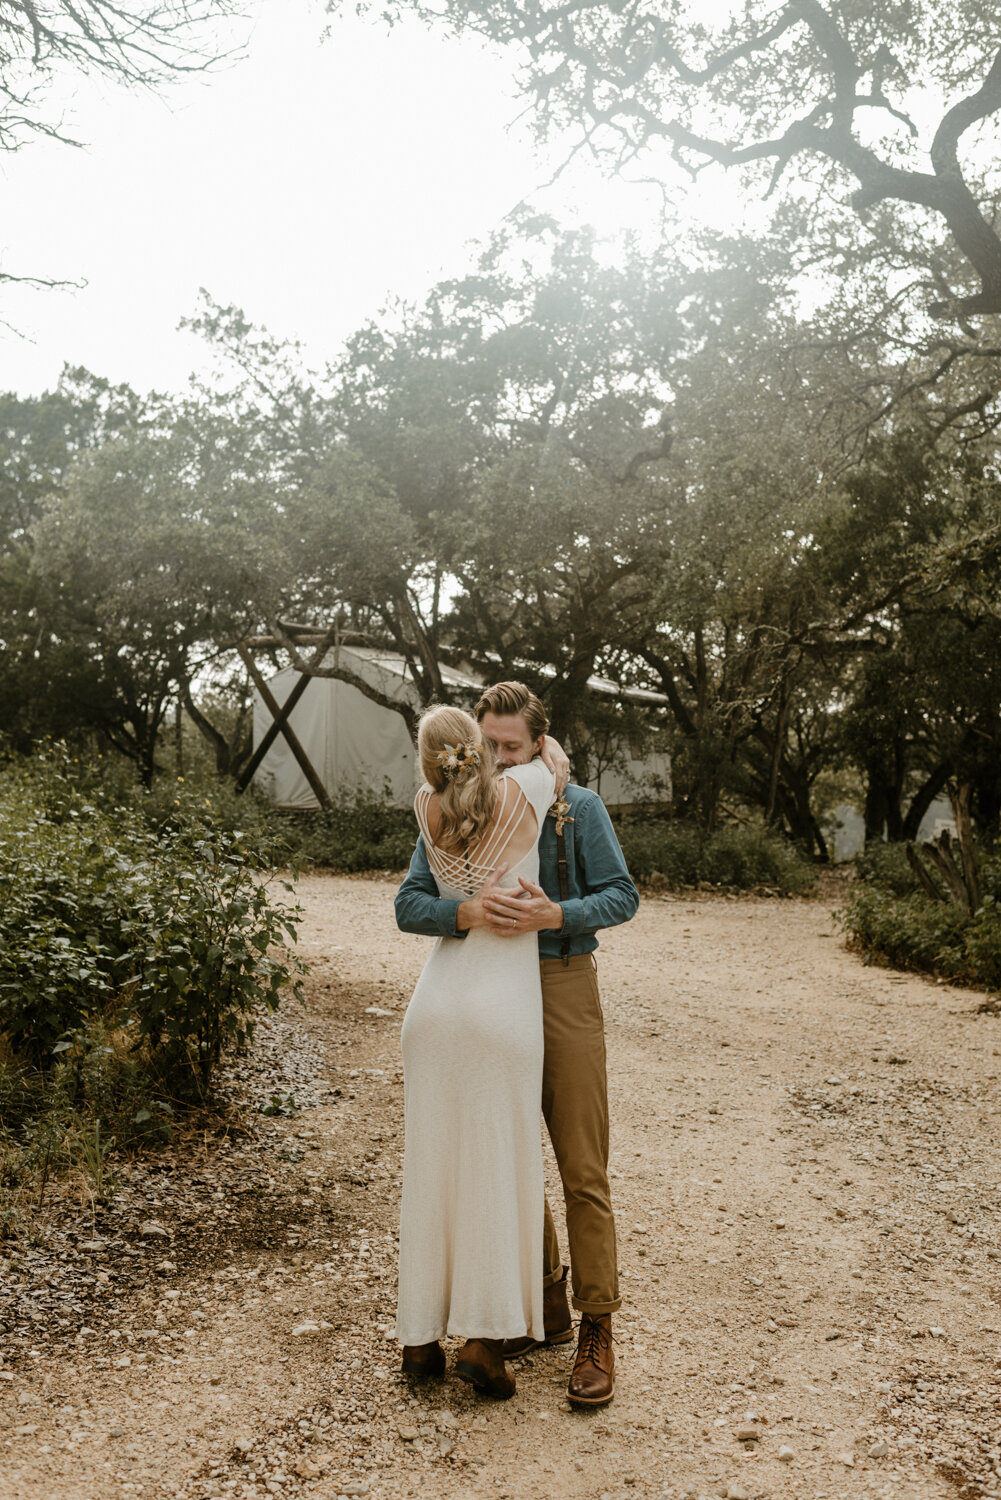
[
  {"x1": 557, "y1": 795, "x2": 639, "y2": 936},
  {"x1": 394, "y1": 834, "x2": 467, "y2": 940}
]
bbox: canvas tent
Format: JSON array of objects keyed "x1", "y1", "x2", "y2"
[{"x1": 251, "y1": 644, "x2": 671, "y2": 810}]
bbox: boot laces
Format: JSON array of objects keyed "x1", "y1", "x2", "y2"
[{"x1": 577, "y1": 1315, "x2": 613, "y2": 1365}]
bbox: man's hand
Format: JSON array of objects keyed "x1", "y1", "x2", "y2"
[
  {"x1": 540, "y1": 735, "x2": 570, "y2": 796},
  {"x1": 483, "y1": 876, "x2": 563, "y2": 937},
  {"x1": 456, "y1": 864, "x2": 509, "y2": 931}
]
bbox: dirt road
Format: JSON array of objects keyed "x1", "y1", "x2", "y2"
[{"x1": 3, "y1": 875, "x2": 1000, "y2": 1500}]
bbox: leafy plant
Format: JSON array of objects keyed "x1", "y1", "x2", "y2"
[
  {"x1": 839, "y1": 843, "x2": 1001, "y2": 989},
  {"x1": 0, "y1": 749, "x2": 305, "y2": 1086},
  {"x1": 73, "y1": 1117, "x2": 117, "y2": 1203},
  {"x1": 616, "y1": 817, "x2": 815, "y2": 895}
]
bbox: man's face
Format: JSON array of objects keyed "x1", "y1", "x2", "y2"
[{"x1": 479, "y1": 711, "x2": 543, "y2": 770}]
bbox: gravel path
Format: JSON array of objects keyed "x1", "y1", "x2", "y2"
[{"x1": 2, "y1": 874, "x2": 1000, "y2": 1500}]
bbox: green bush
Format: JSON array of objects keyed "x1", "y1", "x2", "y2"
[
  {"x1": 279, "y1": 787, "x2": 418, "y2": 872},
  {"x1": 839, "y1": 841, "x2": 1001, "y2": 988},
  {"x1": 616, "y1": 817, "x2": 816, "y2": 894},
  {"x1": 0, "y1": 746, "x2": 308, "y2": 1227},
  {"x1": 853, "y1": 840, "x2": 920, "y2": 897},
  {"x1": 0, "y1": 746, "x2": 304, "y2": 1091},
  {"x1": 134, "y1": 773, "x2": 295, "y2": 869},
  {"x1": 133, "y1": 771, "x2": 416, "y2": 875}
]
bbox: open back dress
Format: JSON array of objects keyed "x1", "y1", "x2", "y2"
[{"x1": 396, "y1": 757, "x2": 556, "y2": 1345}]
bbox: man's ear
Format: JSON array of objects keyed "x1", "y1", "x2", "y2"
[{"x1": 532, "y1": 736, "x2": 546, "y2": 758}]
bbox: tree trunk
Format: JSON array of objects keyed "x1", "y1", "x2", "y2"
[
  {"x1": 863, "y1": 769, "x2": 904, "y2": 843},
  {"x1": 901, "y1": 761, "x2": 952, "y2": 841},
  {"x1": 950, "y1": 781, "x2": 982, "y2": 913},
  {"x1": 908, "y1": 782, "x2": 981, "y2": 914},
  {"x1": 765, "y1": 683, "x2": 789, "y2": 827},
  {"x1": 182, "y1": 683, "x2": 238, "y2": 777},
  {"x1": 174, "y1": 697, "x2": 184, "y2": 778}
]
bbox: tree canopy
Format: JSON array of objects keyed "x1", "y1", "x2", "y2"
[
  {"x1": 345, "y1": 2, "x2": 1001, "y2": 379},
  {"x1": 6, "y1": 208, "x2": 1000, "y2": 844}
]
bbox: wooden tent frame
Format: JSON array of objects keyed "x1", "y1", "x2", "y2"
[{"x1": 235, "y1": 624, "x2": 336, "y2": 808}]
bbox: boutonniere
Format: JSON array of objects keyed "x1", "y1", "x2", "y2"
[{"x1": 548, "y1": 797, "x2": 574, "y2": 837}]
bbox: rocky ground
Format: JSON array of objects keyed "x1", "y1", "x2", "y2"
[{"x1": 2, "y1": 873, "x2": 1000, "y2": 1500}]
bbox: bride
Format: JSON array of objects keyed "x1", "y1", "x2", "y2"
[{"x1": 396, "y1": 703, "x2": 556, "y2": 1398}]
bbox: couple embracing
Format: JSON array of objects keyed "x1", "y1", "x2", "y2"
[{"x1": 393, "y1": 680, "x2": 638, "y2": 1406}]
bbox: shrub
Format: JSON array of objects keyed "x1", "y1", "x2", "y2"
[
  {"x1": 853, "y1": 840, "x2": 920, "y2": 898},
  {"x1": 616, "y1": 817, "x2": 816, "y2": 895},
  {"x1": 0, "y1": 747, "x2": 305, "y2": 1093},
  {"x1": 839, "y1": 841, "x2": 1001, "y2": 989},
  {"x1": 0, "y1": 746, "x2": 307, "y2": 1226},
  {"x1": 137, "y1": 772, "x2": 416, "y2": 875},
  {"x1": 128, "y1": 835, "x2": 302, "y2": 1090},
  {"x1": 280, "y1": 787, "x2": 418, "y2": 872}
]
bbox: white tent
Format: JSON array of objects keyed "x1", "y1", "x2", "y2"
[{"x1": 251, "y1": 644, "x2": 671, "y2": 810}]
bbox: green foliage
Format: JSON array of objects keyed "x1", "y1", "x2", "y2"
[
  {"x1": 852, "y1": 842, "x2": 921, "y2": 899},
  {"x1": 0, "y1": 745, "x2": 305, "y2": 1093},
  {"x1": 140, "y1": 770, "x2": 417, "y2": 875},
  {"x1": 8, "y1": 239, "x2": 1001, "y2": 863},
  {"x1": 0, "y1": 1025, "x2": 179, "y2": 1226},
  {"x1": 278, "y1": 788, "x2": 418, "y2": 873},
  {"x1": 615, "y1": 817, "x2": 815, "y2": 895},
  {"x1": 356, "y1": 0, "x2": 1001, "y2": 338},
  {"x1": 840, "y1": 843, "x2": 1001, "y2": 989}
]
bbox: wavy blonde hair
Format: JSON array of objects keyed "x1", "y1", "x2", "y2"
[{"x1": 418, "y1": 705, "x2": 497, "y2": 849}]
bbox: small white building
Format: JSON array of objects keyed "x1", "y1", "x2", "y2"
[
  {"x1": 252, "y1": 644, "x2": 671, "y2": 810},
  {"x1": 826, "y1": 798, "x2": 958, "y2": 861}
]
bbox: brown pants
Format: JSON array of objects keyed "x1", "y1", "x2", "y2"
[{"x1": 539, "y1": 954, "x2": 621, "y2": 1315}]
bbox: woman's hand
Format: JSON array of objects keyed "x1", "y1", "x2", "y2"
[
  {"x1": 456, "y1": 864, "x2": 508, "y2": 931},
  {"x1": 540, "y1": 735, "x2": 570, "y2": 795}
]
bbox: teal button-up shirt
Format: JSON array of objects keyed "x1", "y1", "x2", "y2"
[{"x1": 394, "y1": 782, "x2": 639, "y2": 959}]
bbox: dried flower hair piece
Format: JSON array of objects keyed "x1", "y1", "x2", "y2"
[{"x1": 436, "y1": 740, "x2": 483, "y2": 780}]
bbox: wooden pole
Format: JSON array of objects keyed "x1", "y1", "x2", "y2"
[
  {"x1": 236, "y1": 642, "x2": 332, "y2": 809},
  {"x1": 236, "y1": 668, "x2": 313, "y2": 793}
]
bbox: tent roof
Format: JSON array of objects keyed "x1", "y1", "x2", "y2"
[{"x1": 325, "y1": 645, "x2": 669, "y2": 708}]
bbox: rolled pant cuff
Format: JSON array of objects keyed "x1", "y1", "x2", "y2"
[
  {"x1": 571, "y1": 1296, "x2": 621, "y2": 1316},
  {"x1": 543, "y1": 1263, "x2": 567, "y2": 1289}
]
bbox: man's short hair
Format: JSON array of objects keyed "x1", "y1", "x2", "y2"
[{"x1": 474, "y1": 680, "x2": 549, "y2": 742}]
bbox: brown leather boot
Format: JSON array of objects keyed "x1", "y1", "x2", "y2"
[
  {"x1": 401, "y1": 1341, "x2": 445, "y2": 1379},
  {"x1": 455, "y1": 1338, "x2": 516, "y2": 1399},
  {"x1": 501, "y1": 1267, "x2": 574, "y2": 1358},
  {"x1": 567, "y1": 1314, "x2": 614, "y2": 1406}
]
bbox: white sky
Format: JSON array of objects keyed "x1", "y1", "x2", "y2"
[{"x1": 0, "y1": 0, "x2": 688, "y2": 397}]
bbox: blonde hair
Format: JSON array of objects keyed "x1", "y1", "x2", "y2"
[
  {"x1": 418, "y1": 705, "x2": 498, "y2": 849},
  {"x1": 474, "y1": 680, "x2": 549, "y2": 742}
]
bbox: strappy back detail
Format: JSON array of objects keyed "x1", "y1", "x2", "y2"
[{"x1": 415, "y1": 770, "x2": 542, "y2": 898}]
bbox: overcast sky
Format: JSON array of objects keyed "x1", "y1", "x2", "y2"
[{"x1": 0, "y1": 0, "x2": 694, "y2": 398}]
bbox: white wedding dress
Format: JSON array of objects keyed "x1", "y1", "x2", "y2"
[{"x1": 396, "y1": 758, "x2": 556, "y2": 1345}]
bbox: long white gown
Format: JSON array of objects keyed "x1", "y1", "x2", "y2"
[{"x1": 396, "y1": 758, "x2": 556, "y2": 1345}]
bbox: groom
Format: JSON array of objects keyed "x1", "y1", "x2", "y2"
[{"x1": 395, "y1": 680, "x2": 638, "y2": 1406}]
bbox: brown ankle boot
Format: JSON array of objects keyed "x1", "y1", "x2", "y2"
[
  {"x1": 501, "y1": 1267, "x2": 574, "y2": 1359},
  {"x1": 455, "y1": 1338, "x2": 516, "y2": 1399},
  {"x1": 567, "y1": 1314, "x2": 614, "y2": 1406},
  {"x1": 401, "y1": 1341, "x2": 445, "y2": 1379}
]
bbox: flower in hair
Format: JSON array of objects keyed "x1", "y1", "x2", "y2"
[{"x1": 436, "y1": 740, "x2": 482, "y2": 779}]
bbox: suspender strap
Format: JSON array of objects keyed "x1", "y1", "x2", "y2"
[{"x1": 555, "y1": 824, "x2": 572, "y2": 966}]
